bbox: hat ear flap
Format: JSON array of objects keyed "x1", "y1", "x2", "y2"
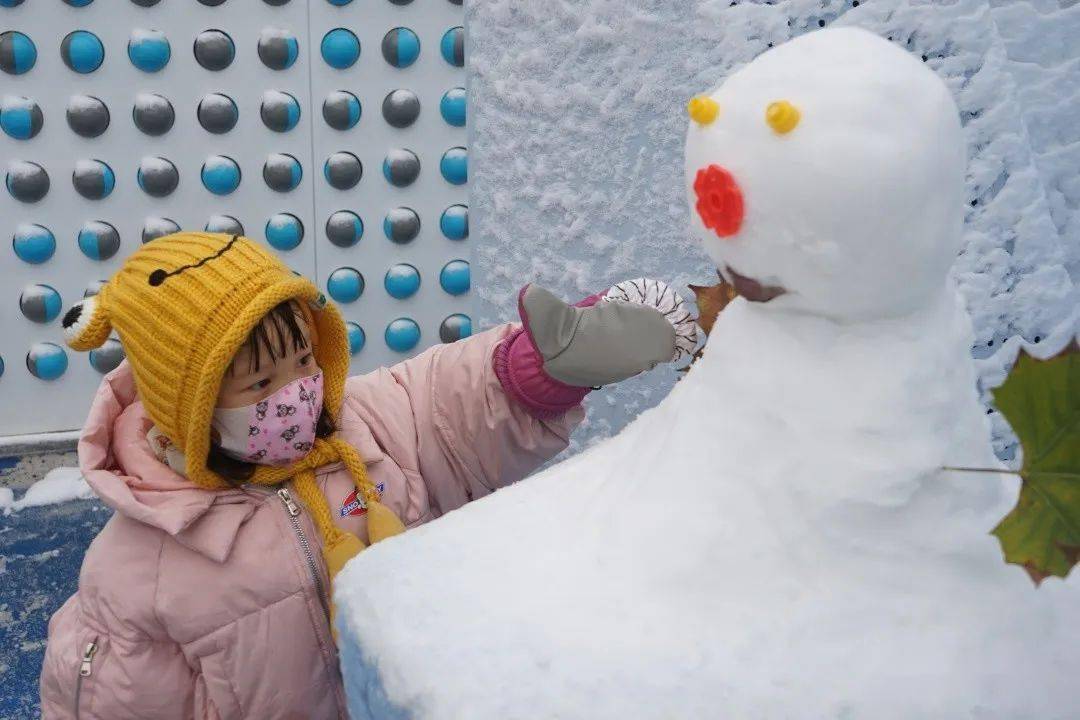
[{"x1": 62, "y1": 294, "x2": 113, "y2": 351}]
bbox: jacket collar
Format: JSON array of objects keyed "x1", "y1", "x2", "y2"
[{"x1": 80, "y1": 363, "x2": 263, "y2": 563}]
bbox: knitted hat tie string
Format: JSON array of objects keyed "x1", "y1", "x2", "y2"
[
  {"x1": 255, "y1": 436, "x2": 406, "y2": 559},
  {"x1": 254, "y1": 437, "x2": 405, "y2": 641}
]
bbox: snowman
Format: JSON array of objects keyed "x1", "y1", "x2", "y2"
[{"x1": 335, "y1": 28, "x2": 1078, "y2": 720}]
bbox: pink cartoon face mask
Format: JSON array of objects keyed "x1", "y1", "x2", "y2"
[{"x1": 212, "y1": 371, "x2": 324, "y2": 466}]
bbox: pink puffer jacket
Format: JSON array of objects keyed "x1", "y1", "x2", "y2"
[{"x1": 39, "y1": 324, "x2": 583, "y2": 719}]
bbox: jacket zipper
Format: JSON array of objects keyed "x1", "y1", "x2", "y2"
[
  {"x1": 277, "y1": 488, "x2": 330, "y2": 618},
  {"x1": 74, "y1": 640, "x2": 97, "y2": 719},
  {"x1": 274, "y1": 485, "x2": 349, "y2": 718}
]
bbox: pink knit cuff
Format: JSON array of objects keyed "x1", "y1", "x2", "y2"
[{"x1": 491, "y1": 288, "x2": 604, "y2": 419}]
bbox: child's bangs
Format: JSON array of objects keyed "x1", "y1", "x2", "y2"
[{"x1": 234, "y1": 300, "x2": 311, "y2": 375}]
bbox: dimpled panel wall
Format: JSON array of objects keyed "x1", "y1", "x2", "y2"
[{"x1": 0, "y1": 0, "x2": 469, "y2": 436}]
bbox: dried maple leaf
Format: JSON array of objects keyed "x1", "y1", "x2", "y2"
[
  {"x1": 688, "y1": 270, "x2": 738, "y2": 338},
  {"x1": 677, "y1": 271, "x2": 740, "y2": 373},
  {"x1": 989, "y1": 341, "x2": 1080, "y2": 584}
]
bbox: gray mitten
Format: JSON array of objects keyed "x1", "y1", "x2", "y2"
[{"x1": 520, "y1": 278, "x2": 697, "y2": 387}]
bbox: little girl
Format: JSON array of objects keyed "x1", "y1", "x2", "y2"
[{"x1": 38, "y1": 232, "x2": 693, "y2": 719}]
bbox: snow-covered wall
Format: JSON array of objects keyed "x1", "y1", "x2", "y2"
[
  {"x1": 468, "y1": 0, "x2": 1078, "y2": 459},
  {"x1": 988, "y1": 0, "x2": 1080, "y2": 282}
]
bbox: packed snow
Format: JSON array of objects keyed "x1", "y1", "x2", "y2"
[
  {"x1": 336, "y1": 27, "x2": 1079, "y2": 719},
  {"x1": 0, "y1": 468, "x2": 94, "y2": 516},
  {"x1": 988, "y1": 0, "x2": 1080, "y2": 282}
]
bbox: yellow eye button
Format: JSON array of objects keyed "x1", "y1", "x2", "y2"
[
  {"x1": 687, "y1": 95, "x2": 720, "y2": 126},
  {"x1": 765, "y1": 100, "x2": 800, "y2": 134}
]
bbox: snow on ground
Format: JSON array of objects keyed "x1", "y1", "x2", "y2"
[{"x1": 0, "y1": 467, "x2": 94, "y2": 516}]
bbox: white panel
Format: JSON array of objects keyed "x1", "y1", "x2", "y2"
[{"x1": 0, "y1": 0, "x2": 469, "y2": 436}]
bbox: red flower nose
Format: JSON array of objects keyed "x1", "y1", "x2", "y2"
[{"x1": 693, "y1": 164, "x2": 744, "y2": 238}]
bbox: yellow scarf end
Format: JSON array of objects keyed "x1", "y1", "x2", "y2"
[
  {"x1": 320, "y1": 500, "x2": 404, "y2": 585},
  {"x1": 322, "y1": 502, "x2": 403, "y2": 644},
  {"x1": 366, "y1": 500, "x2": 406, "y2": 544},
  {"x1": 324, "y1": 530, "x2": 367, "y2": 582}
]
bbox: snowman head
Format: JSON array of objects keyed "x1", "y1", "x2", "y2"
[{"x1": 685, "y1": 27, "x2": 966, "y2": 321}]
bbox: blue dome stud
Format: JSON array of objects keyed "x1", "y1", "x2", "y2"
[
  {"x1": 346, "y1": 322, "x2": 366, "y2": 355},
  {"x1": 439, "y1": 260, "x2": 470, "y2": 296},
  {"x1": 261, "y1": 90, "x2": 301, "y2": 132},
  {"x1": 0, "y1": 31, "x2": 37, "y2": 75},
  {"x1": 440, "y1": 87, "x2": 467, "y2": 127},
  {"x1": 439, "y1": 314, "x2": 472, "y2": 343},
  {"x1": 201, "y1": 155, "x2": 241, "y2": 195},
  {"x1": 0, "y1": 96, "x2": 43, "y2": 140},
  {"x1": 20, "y1": 284, "x2": 63, "y2": 324},
  {"x1": 385, "y1": 318, "x2": 421, "y2": 352},
  {"x1": 12, "y1": 224, "x2": 55, "y2": 264},
  {"x1": 321, "y1": 28, "x2": 360, "y2": 69},
  {"x1": 384, "y1": 263, "x2": 421, "y2": 299},
  {"x1": 327, "y1": 267, "x2": 365, "y2": 303},
  {"x1": 77, "y1": 221, "x2": 121, "y2": 261},
  {"x1": 62, "y1": 30, "x2": 105, "y2": 74},
  {"x1": 27, "y1": 343, "x2": 69, "y2": 381},
  {"x1": 440, "y1": 26, "x2": 464, "y2": 67},
  {"x1": 265, "y1": 213, "x2": 305, "y2": 250},
  {"x1": 382, "y1": 27, "x2": 420, "y2": 69},
  {"x1": 439, "y1": 204, "x2": 469, "y2": 240},
  {"x1": 440, "y1": 147, "x2": 468, "y2": 185},
  {"x1": 258, "y1": 28, "x2": 299, "y2": 71},
  {"x1": 128, "y1": 29, "x2": 170, "y2": 73},
  {"x1": 264, "y1": 153, "x2": 303, "y2": 192},
  {"x1": 72, "y1": 159, "x2": 115, "y2": 200},
  {"x1": 322, "y1": 90, "x2": 361, "y2": 130}
]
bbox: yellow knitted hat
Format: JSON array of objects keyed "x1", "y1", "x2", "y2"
[{"x1": 63, "y1": 233, "x2": 403, "y2": 597}]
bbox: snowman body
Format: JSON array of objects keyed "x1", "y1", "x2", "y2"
[{"x1": 335, "y1": 28, "x2": 1079, "y2": 719}]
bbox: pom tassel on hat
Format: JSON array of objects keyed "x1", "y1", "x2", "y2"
[{"x1": 62, "y1": 294, "x2": 113, "y2": 351}]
